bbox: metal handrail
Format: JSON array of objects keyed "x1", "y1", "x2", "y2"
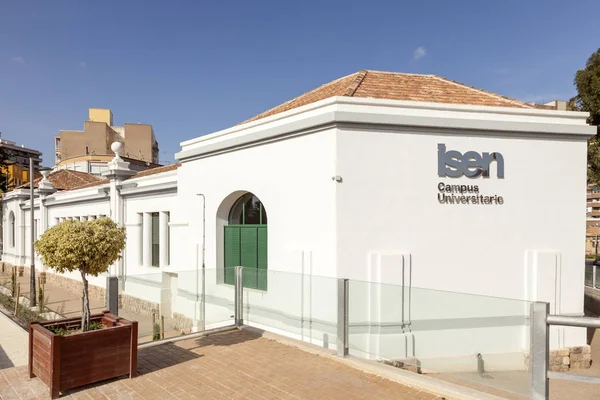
[
  {"x1": 547, "y1": 314, "x2": 600, "y2": 328},
  {"x1": 531, "y1": 302, "x2": 600, "y2": 400}
]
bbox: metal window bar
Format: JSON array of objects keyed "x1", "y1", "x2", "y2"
[{"x1": 531, "y1": 301, "x2": 600, "y2": 400}]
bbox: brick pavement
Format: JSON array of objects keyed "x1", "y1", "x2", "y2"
[{"x1": 0, "y1": 329, "x2": 446, "y2": 399}]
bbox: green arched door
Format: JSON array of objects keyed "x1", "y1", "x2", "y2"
[{"x1": 224, "y1": 193, "x2": 267, "y2": 290}]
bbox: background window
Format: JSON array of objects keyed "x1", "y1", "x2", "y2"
[
  {"x1": 9, "y1": 212, "x2": 15, "y2": 247},
  {"x1": 151, "y1": 212, "x2": 160, "y2": 267}
]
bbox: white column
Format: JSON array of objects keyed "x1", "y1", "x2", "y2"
[
  {"x1": 40, "y1": 198, "x2": 49, "y2": 232},
  {"x1": 134, "y1": 213, "x2": 143, "y2": 266},
  {"x1": 159, "y1": 212, "x2": 169, "y2": 267},
  {"x1": 142, "y1": 212, "x2": 152, "y2": 267},
  {"x1": 109, "y1": 180, "x2": 118, "y2": 221}
]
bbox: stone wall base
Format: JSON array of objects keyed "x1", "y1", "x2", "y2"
[
  {"x1": 172, "y1": 312, "x2": 195, "y2": 334},
  {"x1": 7, "y1": 266, "x2": 195, "y2": 330},
  {"x1": 382, "y1": 358, "x2": 422, "y2": 374},
  {"x1": 14, "y1": 265, "x2": 106, "y2": 303},
  {"x1": 525, "y1": 345, "x2": 592, "y2": 372},
  {"x1": 119, "y1": 293, "x2": 159, "y2": 316}
]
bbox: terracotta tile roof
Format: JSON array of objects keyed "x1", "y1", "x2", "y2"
[
  {"x1": 132, "y1": 163, "x2": 181, "y2": 178},
  {"x1": 69, "y1": 179, "x2": 109, "y2": 190},
  {"x1": 241, "y1": 69, "x2": 536, "y2": 124},
  {"x1": 19, "y1": 170, "x2": 103, "y2": 191}
]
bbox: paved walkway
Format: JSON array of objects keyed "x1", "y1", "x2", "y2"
[
  {"x1": 0, "y1": 311, "x2": 27, "y2": 369},
  {"x1": 0, "y1": 330, "x2": 443, "y2": 400}
]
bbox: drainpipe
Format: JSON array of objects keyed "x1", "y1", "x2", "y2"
[{"x1": 196, "y1": 193, "x2": 206, "y2": 330}]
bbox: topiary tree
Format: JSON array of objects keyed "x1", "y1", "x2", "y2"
[{"x1": 34, "y1": 217, "x2": 126, "y2": 332}]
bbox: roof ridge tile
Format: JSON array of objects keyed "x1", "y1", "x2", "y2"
[{"x1": 343, "y1": 70, "x2": 368, "y2": 97}]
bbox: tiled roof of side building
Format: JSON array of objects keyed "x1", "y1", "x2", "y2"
[
  {"x1": 16, "y1": 164, "x2": 181, "y2": 193},
  {"x1": 240, "y1": 69, "x2": 536, "y2": 124},
  {"x1": 18, "y1": 169, "x2": 103, "y2": 191},
  {"x1": 131, "y1": 163, "x2": 181, "y2": 178}
]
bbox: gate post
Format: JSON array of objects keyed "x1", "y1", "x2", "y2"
[
  {"x1": 106, "y1": 276, "x2": 119, "y2": 315},
  {"x1": 337, "y1": 278, "x2": 349, "y2": 357},
  {"x1": 530, "y1": 302, "x2": 549, "y2": 400}
]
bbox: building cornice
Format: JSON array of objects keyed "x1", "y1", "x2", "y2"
[{"x1": 176, "y1": 97, "x2": 595, "y2": 162}]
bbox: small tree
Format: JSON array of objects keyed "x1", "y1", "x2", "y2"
[
  {"x1": 572, "y1": 48, "x2": 600, "y2": 184},
  {"x1": 34, "y1": 217, "x2": 126, "y2": 331}
]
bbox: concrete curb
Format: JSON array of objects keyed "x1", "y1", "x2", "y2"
[{"x1": 240, "y1": 326, "x2": 510, "y2": 400}]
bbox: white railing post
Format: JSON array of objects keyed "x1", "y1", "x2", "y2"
[{"x1": 531, "y1": 302, "x2": 549, "y2": 400}]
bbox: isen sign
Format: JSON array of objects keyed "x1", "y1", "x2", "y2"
[{"x1": 437, "y1": 143, "x2": 504, "y2": 179}]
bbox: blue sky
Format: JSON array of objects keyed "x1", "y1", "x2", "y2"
[{"x1": 1, "y1": 1, "x2": 599, "y2": 166}]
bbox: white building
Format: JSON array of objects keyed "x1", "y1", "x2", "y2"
[{"x1": 2, "y1": 70, "x2": 595, "y2": 373}]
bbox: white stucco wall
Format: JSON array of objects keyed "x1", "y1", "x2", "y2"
[
  {"x1": 173, "y1": 128, "x2": 339, "y2": 341},
  {"x1": 334, "y1": 125, "x2": 588, "y2": 369}
]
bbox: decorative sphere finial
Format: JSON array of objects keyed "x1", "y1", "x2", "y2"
[{"x1": 111, "y1": 141, "x2": 123, "y2": 155}]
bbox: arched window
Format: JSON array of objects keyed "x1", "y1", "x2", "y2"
[
  {"x1": 224, "y1": 192, "x2": 267, "y2": 290},
  {"x1": 229, "y1": 193, "x2": 267, "y2": 225},
  {"x1": 9, "y1": 212, "x2": 15, "y2": 248}
]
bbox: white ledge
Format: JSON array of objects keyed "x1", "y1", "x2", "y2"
[{"x1": 176, "y1": 97, "x2": 595, "y2": 162}]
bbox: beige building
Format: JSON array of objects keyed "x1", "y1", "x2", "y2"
[{"x1": 55, "y1": 108, "x2": 159, "y2": 166}]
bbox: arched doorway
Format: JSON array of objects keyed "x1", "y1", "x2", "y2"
[{"x1": 224, "y1": 192, "x2": 268, "y2": 290}]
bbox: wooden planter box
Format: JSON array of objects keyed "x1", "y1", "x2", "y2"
[{"x1": 29, "y1": 311, "x2": 138, "y2": 399}]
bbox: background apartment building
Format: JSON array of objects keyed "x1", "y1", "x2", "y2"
[
  {"x1": 0, "y1": 137, "x2": 42, "y2": 189},
  {"x1": 54, "y1": 108, "x2": 160, "y2": 175},
  {"x1": 586, "y1": 184, "x2": 600, "y2": 254}
]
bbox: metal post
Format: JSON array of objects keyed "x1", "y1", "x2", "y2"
[
  {"x1": 596, "y1": 224, "x2": 598, "y2": 258},
  {"x1": 337, "y1": 278, "x2": 349, "y2": 357},
  {"x1": 530, "y1": 302, "x2": 549, "y2": 400},
  {"x1": 234, "y1": 266, "x2": 243, "y2": 328},
  {"x1": 29, "y1": 157, "x2": 36, "y2": 307},
  {"x1": 106, "y1": 276, "x2": 119, "y2": 315},
  {"x1": 593, "y1": 263, "x2": 598, "y2": 289}
]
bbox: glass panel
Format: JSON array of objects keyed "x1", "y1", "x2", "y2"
[
  {"x1": 122, "y1": 267, "x2": 237, "y2": 344},
  {"x1": 348, "y1": 279, "x2": 532, "y2": 397},
  {"x1": 585, "y1": 264, "x2": 593, "y2": 287},
  {"x1": 596, "y1": 266, "x2": 600, "y2": 289},
  {"x1": 242, "y1": 269, "x2": 338, "y2": 351}
]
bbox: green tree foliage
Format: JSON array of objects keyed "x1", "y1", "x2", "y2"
[
  {"x1": 573, "y1": 48, "x2": 600, "y2": 184},
  {"x1": 34, "y1": 217, "x2": 126, "y2": 331}
]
